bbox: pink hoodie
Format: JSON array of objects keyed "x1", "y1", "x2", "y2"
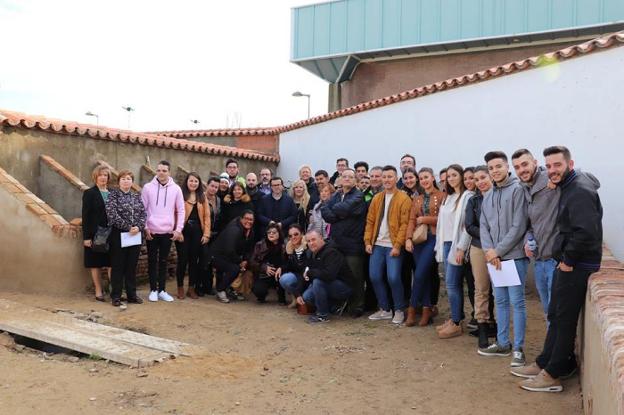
[{"x1": 141, "y1": 176, "x2": 184, "y2": 234}]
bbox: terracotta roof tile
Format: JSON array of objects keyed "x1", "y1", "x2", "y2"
[
  {"x1": 0, "y1": 110, "x2": 279, "y2": 163},
  {"x1": 150, "y1": 127, "x2": 278, "y2": 138}
]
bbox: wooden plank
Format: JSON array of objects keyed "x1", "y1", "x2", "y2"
[
  {"x1": 0, "y1": 299, "x2": 203, "y2": 367},
  {"x1": 0, "y1": 299, "x2": 203, "y2": 355},
  {"x1": 51, "y1": 315, "x2": 197, "y2": 356},
  {"x1": 0, "y1": 318, "x2": 170, "y2": 367}
]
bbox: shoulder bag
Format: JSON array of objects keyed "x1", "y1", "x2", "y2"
[{"x1": 92, "y1": 225, "x2": 112, "y2": 253}]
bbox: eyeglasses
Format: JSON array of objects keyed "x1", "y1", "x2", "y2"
[
  {"x1": 288, "y1": 233, "x2": 300, "y2": 237},
  {"x1": 267, "y1": 230, "x2": 279, "y2": 234}
]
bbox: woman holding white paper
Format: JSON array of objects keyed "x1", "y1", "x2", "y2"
[
  {"x1": 105, "y1": 170, "x2": 147, "y2": 307},
  {"x1": 434, "y1": 164, "x2": 474, "y2": 339}
]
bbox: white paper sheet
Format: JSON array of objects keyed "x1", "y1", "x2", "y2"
[
  {"x1": 487, "y1": 260, "x2": 521, "y2": 287},
  {"x1": 120, "y1": 232, "x2": 142, "y2": 248}
]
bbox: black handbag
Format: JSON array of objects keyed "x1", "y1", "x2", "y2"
[{"x1": 91, "y1": 226, "x2": 112, "y2": 253}]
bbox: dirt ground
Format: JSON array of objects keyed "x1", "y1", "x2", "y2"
[{"x1": 0, "y1": 285, "x2": 582, "y2": 415}]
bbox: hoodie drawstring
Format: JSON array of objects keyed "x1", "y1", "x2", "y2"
[{"x1": 155, "y1": 179, "x2": 169, "y2": 207}]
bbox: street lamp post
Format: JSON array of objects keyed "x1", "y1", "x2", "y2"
[
  {"x1": 85, "y1": 111, "x2": 99, "y2": 126},
  {"x1": 121, "y1": 106, "x2": 135, "y2": 129},
  {"x1": 292, "y1": 91, "x2": 311, "y2": 119}
]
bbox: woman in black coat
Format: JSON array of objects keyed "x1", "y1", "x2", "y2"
[
  {"x1": 279, "y1": 224, "x2": 310, "y2": 307},
  {"x1": 250, "y1": 223, "x2": 286, "y2": 304},
  {"x1": 219, "y1": 182, "x2": 254, "y2": 230},
  {"x1": 82, "y1": 165, "x2": 111, "y2": 301}
]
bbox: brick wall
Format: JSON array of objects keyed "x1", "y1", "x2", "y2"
[
  {"x1": 340, "y1": 41, "x2": 580, "y2": 109},
  {"x1": 581, "y1": 248, "x2": 624, "y2": 414}
]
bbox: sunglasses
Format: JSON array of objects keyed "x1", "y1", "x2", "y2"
[{"x1": 288, "y1": 233, "x2": 301, "y2": 237}]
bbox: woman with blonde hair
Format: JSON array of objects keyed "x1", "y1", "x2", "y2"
[
  {"x1": 289, "y1": 179, "x2": 311, "y2": 231},
  {"x1": 82, "y1": 165, "x2": 112, "y2": 301},
  {"x1": 299, "y1": 164, "x2": 319, "y2": 206}
]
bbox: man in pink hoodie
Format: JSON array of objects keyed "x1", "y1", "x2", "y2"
[{"x1": 142, "y1": 160, "x2": 185, "y2": 302}]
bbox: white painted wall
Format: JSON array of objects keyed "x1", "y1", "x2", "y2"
[{"x1": 279, "y1": 46, "x2": 624, "y2": 260}]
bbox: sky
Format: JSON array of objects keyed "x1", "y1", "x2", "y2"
[{"x1": 0, "y1": 0, "x2": 328, "y2": 131}]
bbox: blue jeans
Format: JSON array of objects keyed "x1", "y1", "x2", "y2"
[
  {"x1": 534, "y1": 258, "x2": 557, "y2": 318},
  {"x1": 443, "y1": 242, "x2": 464, "y2": 323},
  {"x1": 369, "y1": 245, "x2": 405, "y2": 311},
  {"x1": 302, "y1": 278, "x2": 352, "y2": 317},
  {"x1": 410, "y1": 233, "x2": 436, "y2": 308},
  {"x1": 493, "y1": 258, "x2": 529, "y2": 350},
  {"x1": 279, "y1": 272, "x2": 299, "y2": 294}
]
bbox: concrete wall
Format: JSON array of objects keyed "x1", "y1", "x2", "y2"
[
  {"x1": 38, "y1": 158, "x2": 85, "y2": 221},
  {"x1": 0, "y1": 128, "x2": 277, "y2": 198},
  {"x1": 0, "y1": 183, "x2": 86, "y2": 294},
  {"x1": 340, "y1": 41, "x2": 579, "y2": 108},
  {"x1": 279, "y1": 45, "x2": 624, "y2": 260}
]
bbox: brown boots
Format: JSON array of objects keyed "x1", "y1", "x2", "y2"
[
  {"x1": 419, "y1": 307, "x2": 433, "y2": 326},
  {"x1": 405, "y1": 306, "x2": 434, "y2": 327},
  {"x1": 187, "y1": 287, "x2": 199, "y2": 299},
  {"x1": 177, "y1": 286, "x2": 199, "y2": 299},
  {"x1": 405, "y1": 306, "x2": 418, "y2": 327}
]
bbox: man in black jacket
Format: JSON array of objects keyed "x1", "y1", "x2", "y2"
[
  {"x1": 246, "y1": 172, "x2": 265, "y2": 242},
  {"x1": 515, "y1": 146, "x2": 603, "y2": 393},
  {"x1": 329, "y1": 158, "x2": 349, "y2": 185},
  {"x1": 256, "y1": 177, "x2": 298, "y2": 232},
  {"x1": 321, "y1": 168, "x2": 367, "y2": 317},
  {"x1": 298, "y1": 230, "x2": 354, "y2": 324},
  {"x1": 211, "y1": 210, "x2": 255, "y2": 303}
]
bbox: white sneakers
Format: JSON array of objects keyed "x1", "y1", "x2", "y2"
[
  {"x1": 368, "y1": 309, "x2": 393, "y2": 321},
  {"x1": 368, "y1": 309, "x2": 404, "y2": 324},
  {"x1": 148, "y1": 290, "x2": 174, "y2": 302},
  {"x1": 392, "y1": 310, "x2": 405, "y2": 325},
  {"x1": 158, "y1": 291, "x2": 174, "y2": 302},
  {"x1": 216, "y1": 291, "x2": 230, "y2": 303}
]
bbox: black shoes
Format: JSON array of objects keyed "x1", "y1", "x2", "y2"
[
  {"x1": 127, "y1": 296, "x2": 143, "y2": 304},
  {"x1": 350, "y1": 308, "x2": 365, "y2": 319}
]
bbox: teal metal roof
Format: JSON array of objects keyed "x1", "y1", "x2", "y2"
[{"x1": 291, "y1": 0, "x2": 624, "y2": 82}]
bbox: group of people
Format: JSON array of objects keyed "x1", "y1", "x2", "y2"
[{"x1": 82, "y1": 146, "x2": 603, "y2": 393}]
